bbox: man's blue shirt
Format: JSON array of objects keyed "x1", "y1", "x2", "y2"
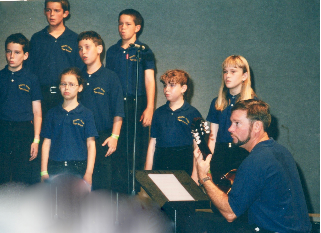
[{"x1": 228, "y1": 139, "x2": 311, "y2": 233}]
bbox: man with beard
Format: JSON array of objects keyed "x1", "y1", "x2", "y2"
[{"x1": 194, "y1": 99, "x2": 311, "y2": 233}]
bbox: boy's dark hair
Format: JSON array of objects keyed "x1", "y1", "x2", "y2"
[
  {"x1": 119, "y1": 9, "x2": 144, "y2": 37},
  {"x1": 77, "y1": 31, "x2": 103, "y2": 46},
  {"x1": 5, "y1": 33, "x2": 29, "y2": 53},
  {"x1": 45, "y1": 0, "x2": 71, "y2": 20},
  {"x1": 232, "y1": 99, "x2": 271, "y2": 131},
  {"x1": 60, "y1": 67, "x2": 84, "y2": 86}
]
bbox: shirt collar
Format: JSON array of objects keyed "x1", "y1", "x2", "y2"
[
  {"x1": 83, "y1": 65, "x2": 104, "y2": 78},
  {"x1": 227, "y1": 92, "x2": 240, "y2": 100},
  {"x1": 43, "y1": 26, "x2": 71, "y2": 39},
  {"x1": 165, "y1": 100, "x2": 189, "y2": 113},
  {"x1": 4, "y1": 65, "x2": 27, "y2": 77},
  {"x1": 59, "y1": 102, "x2": 84, "y2": 114},
  {"x1": 116, "y1": 39, "x2": 142, "y2": 51},
  {"x1": 251, "y1": 138, "x2": 275, "y2": 152}
]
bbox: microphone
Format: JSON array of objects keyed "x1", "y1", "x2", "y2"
[{"x1": 129, "y1": 43, "x2": 149, "y2": 51}]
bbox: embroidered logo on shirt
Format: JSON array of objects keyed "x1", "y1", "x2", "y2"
[
  {"x1": 61, "y1": 45, "x2": 72, "y2": 53},
  {"x1": 19, "y1": 84, "x2": 30, "y2": 92},
  {"x1": 177, "y1": 116, "x2": 189, "y2": 125},
  {"x1": 94, "y1": 87, "x2": 105, "y2": 95},
  {"x1": 73, "y1": 119, "x2": 84, "y2": 127},
  {"x1": 129, "y1": 55, "x2": 141, "y2": 62}
]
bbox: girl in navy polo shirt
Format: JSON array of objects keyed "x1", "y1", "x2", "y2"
[
  {"x1": 206, "y1": 55, "x2": 257, "y2": 183},
  {"x1": 41, "y1": 67, "x2": 98, "y2": 185},
  {"x1": 145, "y1": 70, "x2": 202, "y2": 183}
]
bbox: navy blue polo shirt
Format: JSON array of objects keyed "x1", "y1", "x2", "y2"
[
  {"x1": 27, "y1": 26, "x2": 84, "y2": 86},
  {"x1": 206, "y1": 93, "x2": 240, "y2": 143},
  {"x1": 151, "y1": 101, "x2": 202, "y2": 147},
  {"x1": 228, "y1": 139, "x2": 311, "y2": 232},
  {"x1": 105, "y1": 39, "x2": 155, "y2": 96},
  {"x1": 0, "y1": 66, "x2": 42, "y2": 121},
  {"x1": 80, "y1": 66, "x2": 125, "y2": 132},
  {"x1": 41, "y1": 103, "x2": 98, "y2": 161}
]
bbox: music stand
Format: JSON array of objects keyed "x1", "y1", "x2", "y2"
[{"x1": 136, "y1": 170, "x2": 212, "y2": 232}]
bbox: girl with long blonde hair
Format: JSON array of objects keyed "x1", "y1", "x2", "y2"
[{"x1": 206, "y1": 55, "x2": 257, "y2": 183}]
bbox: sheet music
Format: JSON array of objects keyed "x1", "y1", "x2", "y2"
[{"x1": 148, "y1": 174, "x2": 195, "y2": 201}]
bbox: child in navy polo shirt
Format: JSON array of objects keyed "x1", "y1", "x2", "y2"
[
  {"x1": 78, "y1": 31, "x2": 125, "y2": 190},
  {"x1": 145, "y1": 70, "x2": 202, "y2": 183},
  {"x1": 41, "y1": 67, "x2": 98, "y2": 185},
  {"x1": 106, "y1": 9, "x2": 156, "y2": 194},
  {"x1": 206, "y1": 55, "x2": 257, "y2": 183},
  {"x1": 28, "y1": 0, "x2": 83, "y2": 116},
  {"x1": 0, "y1": 33, "x2": 42, "y2": 185}
]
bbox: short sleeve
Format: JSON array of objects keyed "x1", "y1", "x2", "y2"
[{"x1": 206, "y1": 98, "x2": 219, "y2": 123}]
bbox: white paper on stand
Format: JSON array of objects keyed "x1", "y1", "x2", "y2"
[{"x1": 148, "y1": 174, "x2": 195, "y2": 201}]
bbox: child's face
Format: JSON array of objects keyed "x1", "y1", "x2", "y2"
[
  {"x1": 6, "y1": 43, "x2": 28, "y2": 72},
  {"x1": 223, "y1": 66, "x2": 248, "y2": 95},
  {"x1": 78, "y1": 39, "x2": 102, "y2": 66},
  {"x1": 163, "y1": 81, "x2": 187, "y2": 103},
  {"x1": 44, "y1": 2, "x2": 69, "y2": 27},
  {"x1": 59, "y1": 74, "x2": 83, "y2": 101},
  {"x1": 118, "y1": 14, "x2": 141, "y2": 42}
]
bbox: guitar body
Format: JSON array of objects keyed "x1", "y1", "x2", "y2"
[{"x1": 191, "y1": 117, "x2": 236, "y2": 193}]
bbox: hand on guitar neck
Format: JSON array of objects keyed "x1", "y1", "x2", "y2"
[{"x1": 192, "y1": 117, "x2": 236, "y2": 193}]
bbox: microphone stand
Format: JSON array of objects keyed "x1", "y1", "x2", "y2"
[{"x1": 131, "y1": 46, "x2": 142, "y2": 196}]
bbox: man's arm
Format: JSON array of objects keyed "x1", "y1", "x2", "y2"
[
  {"x1": 102, "y1": 116, "x2": 123, "y2": 156},
  {"x1": 83, "y1": 137, "x2": 96, "y2": 185},
  {"x1": 30, "y1": 100, "x2": 42, "y2": 161},
  {"x1": 140, "y1": 69, "x2": 155, "y2": 127},
  {"x1": 145, "y1": 137, "x2": 156, "y2": 170},
  {"x1": 195, "y1": 148, "x2": 237, "y2": 222}
]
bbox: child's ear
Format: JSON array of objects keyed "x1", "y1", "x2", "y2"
[
  {"x1": 242, "y1": 72, "x2": 248, "y2": 82},
  {"x1": 135, "y1": 25, "x2": 141, "y2": 33},
  {"x1": 78, "y1": 84, "x2": 83, "y2": 93},
  {"x1": 97, "y1": 45, "x2": 103, "y2": 54},
  {"x1": 23, "y1": 52, "x2": 29, "y2": 61},
  {"x1": 181, "y1": 84, "x2": 187, "y2": 94},
  {"x1": 63, "y1": 10, "x2": 69, "y2": 19}
]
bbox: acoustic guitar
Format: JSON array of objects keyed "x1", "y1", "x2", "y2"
[{"x1": 191, "y1": 117, "x2": 236, "y2": 194}]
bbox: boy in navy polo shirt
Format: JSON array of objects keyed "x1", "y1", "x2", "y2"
[
  {"x1": 28, "y1": 0, "x2": 83, "y2": 116},
  {"x1": 78, "y1": 31, "x2": 125, "y2": 190},
  {"x1": 0, "y1": 33, "x2": 42, "y2": 185},
  {"x1": 145, "y1": 70, "x2": 201, "y2": 183},
  {"x1": 40, "y1": 67, "x2": 98, "y2": 185},
  {"x1": 106, "y1": 9, "x2": 156, "y2": 193}
]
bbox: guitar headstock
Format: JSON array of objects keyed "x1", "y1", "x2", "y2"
[{"x1": 191, "y1": 117, "x2": 211, "y2": 159}]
